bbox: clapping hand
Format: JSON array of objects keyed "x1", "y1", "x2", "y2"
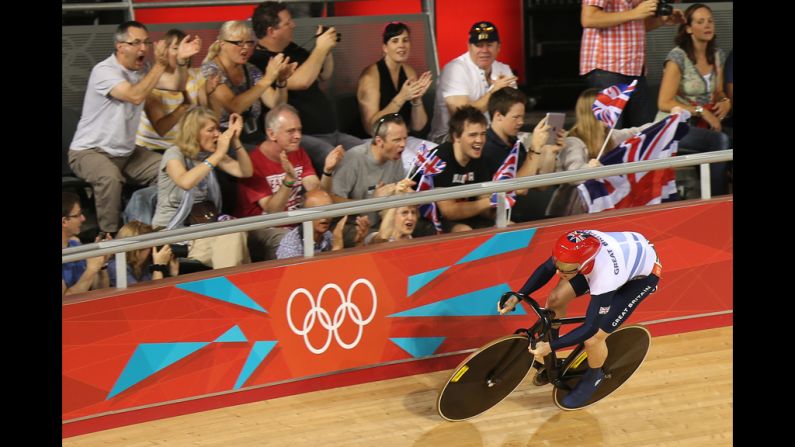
[{"x1": 177, "y1": 34, "x2": 202, "y2": 62}]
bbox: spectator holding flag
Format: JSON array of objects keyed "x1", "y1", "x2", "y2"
[
  {"x1": 580, "y1": 0, "x2": 685, "y2": 128},
  {"x1": 546, "y1": 87, "x2": 658, "y2": 217},
  {"x1": 483, "y1": 87, "x2": 564, "y2": 222},
  {"x1": 656, "y1": 3, "x2": 730, "y2": 195},
  {"x1": 331, "y1": 113, "x2": 419, "y2": 245}
]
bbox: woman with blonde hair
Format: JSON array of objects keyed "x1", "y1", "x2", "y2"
[
  {"x1": 107, "y1": 220, "x2": 179, "y2": 287},
  {"x1": 544, "y1": 88, "x2": 665, "y2": 217},
  {"x1": 202, "y1": 20, "x2": 296, "y2": 146},
  {"x1": 152, "y1": 106, "x2": 253, "y2": 268}
]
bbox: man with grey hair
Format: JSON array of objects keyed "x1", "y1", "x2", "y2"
[
  {"x1": 235, "y1": 103, "x2": 343, "y2": 260},
  {"x1": 69, "y1": 21, "x2": 201, "y2": 235}
]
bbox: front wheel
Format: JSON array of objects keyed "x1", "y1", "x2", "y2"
[
  {"x1": 553, "y1": 325, "x2": 651, "y2": 411},
  {"x1": 437, "y1": 334, "x2": 534, "y2": 421}
]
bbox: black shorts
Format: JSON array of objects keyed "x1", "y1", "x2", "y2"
[{"x1": 599, "y1": 274, "x2": 660, "y2": 333}]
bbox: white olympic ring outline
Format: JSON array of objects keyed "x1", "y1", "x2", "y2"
[{"x1": 286, "y1": 278, "x2": 378, "y2": 355}]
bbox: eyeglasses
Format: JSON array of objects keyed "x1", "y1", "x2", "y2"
[
  {"x1": 121, "y1": 40, "x2": 153, "y2": 48},
  {"x1": 65, "y1": 212, "x2": 83, "y2": 219},
  {"x1": 373, "y1": 113, "x2": 402, "y2": 137},
  {"x1": 224, "y1": 39, "x2": 256, "y2": 48}
]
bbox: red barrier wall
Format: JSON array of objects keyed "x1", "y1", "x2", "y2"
[{"x1": 63, "y1": 198, "x2": 732, "y2": 436}]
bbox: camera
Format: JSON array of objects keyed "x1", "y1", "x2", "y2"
[
  {"x1": 169, "y1": 243, "x2": 189, "y2": 259},
  {"x1": 319, "y1": 26, "x2": 342, "y2": 42},
  {"x1": 654, "y1": 0, "x2": 674, "y2": 17}
]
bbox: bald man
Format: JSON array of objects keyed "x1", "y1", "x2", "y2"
[{"x1": 275, "y1": 190, "x2": 369, "y2": 259}]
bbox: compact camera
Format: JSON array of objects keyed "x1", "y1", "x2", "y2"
[
  {"x1": 319, "y1": 26, "x2": 342, "y2": 42},
  {"x1": 654, "y1": 0, "x2": 674, "y2": 17}
]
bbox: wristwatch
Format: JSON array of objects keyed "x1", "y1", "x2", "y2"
[{"x1": 694, "y1": 105, "x2": 704, "y2": 116}]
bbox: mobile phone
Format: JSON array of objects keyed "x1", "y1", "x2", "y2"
[{"x1": 545, "y1": 112, "x2": 566, "y2": 145}]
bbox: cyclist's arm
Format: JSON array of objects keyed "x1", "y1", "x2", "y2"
[
  {"x1": 550, "y1": 291, "x2": 614, "y2": 351},
  {"x1": 518, "y1": 257, "x2": 557, "y2": 296}
]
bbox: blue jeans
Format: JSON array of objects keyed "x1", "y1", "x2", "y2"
[
  {"x1": 584, "y1": 70, "x2": 656, "y2": 129},
  {"x1": 678, "y1": 127, "x2": 731, "y2": 196}
]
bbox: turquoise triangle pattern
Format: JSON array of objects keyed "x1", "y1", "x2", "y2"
[
  {"x1": 233, "y1": 341, "x2": 278, "y2": 390},
  {"x1": 389, "y1": 337, "x2": 446, "y2": 358},
  {"x1": 407, "y1": 267, "x2": 449, "y2": 296},
  {"x1": 388, "y1": 283, "x2": 527, "y2": 317},
  {"x1": 214, "y1": 325, "x2": 248, "y2": 343},
  {"x1": 455, "y1": 228, "x2": 536, "y2": 265},
  {"x1": 107, "y1": 342, "x2": 210, "y2": 399},
  {"x1": 177, "y1": 277, "x2": 267, "y2": 313}
]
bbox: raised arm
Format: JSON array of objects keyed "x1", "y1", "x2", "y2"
[
  {"x1": 110, "y1": 40, "x2": 168, "y2": 105},
  {"x1": 288, "y1": 26, "x2": 338, "y2": 89}
]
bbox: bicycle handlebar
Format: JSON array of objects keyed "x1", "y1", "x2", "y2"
[{"x1": 499, "y1": 291, "x2": 552, "y2": 350}]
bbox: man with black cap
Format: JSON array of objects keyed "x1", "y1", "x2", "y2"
[{"x1": 429, "y1": 21, "x2": 518, "y2": 143}]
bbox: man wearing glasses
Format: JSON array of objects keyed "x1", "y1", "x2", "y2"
[
  {"x1": 499, "y1": 229, "x2": 662, "y2": 408},
  {"x1": 250, "y1": 2, "x2": 363, "y2": 176},
  {"x1": 68, "y1": 21, "x2": 201, "y2": 236},
  {"x1": 62, "y1": 192, "x2": 109, "y2": 296},
  {"x1": 429, "y1": 21, "x2": 518, "y2": 143}
]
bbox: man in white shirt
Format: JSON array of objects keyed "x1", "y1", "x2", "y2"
[{"x1": 428, "y1": 21, "x2": 518, "y2": 143}]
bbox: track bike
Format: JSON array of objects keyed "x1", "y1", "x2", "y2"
[{"x1": 437, "y1": 292, "x2": 651, "y2": 421}]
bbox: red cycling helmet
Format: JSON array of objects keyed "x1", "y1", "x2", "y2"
[{"x1": 552, "y1": 230, "x2": 601, "y2": 270}]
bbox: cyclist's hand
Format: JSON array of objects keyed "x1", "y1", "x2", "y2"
[
  {"x1": 498, "y1": 295, "x2": 519, "y2": 314},
  {"x1": 528, "y1": 341, "x2": 551, "y2": 363}
]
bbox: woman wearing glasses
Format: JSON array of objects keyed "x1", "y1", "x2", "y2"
[
  {"x1": 357, "y1": 22, "x2": 435, "y2": 174},
  {"x1": 151, "y1": 107, "x2": 253, "y2": 269},
  {"x1": 202, "y1": 20, "x2": 297, "y2": 146}
]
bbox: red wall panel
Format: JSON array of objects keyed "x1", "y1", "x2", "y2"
[{"x1": 63, "y1": 199, "x2": 732, "y2": 436}]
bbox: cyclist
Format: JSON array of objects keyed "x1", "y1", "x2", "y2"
[{"x1": 499, "y1": 229, "x2": 662, "y2": 408}]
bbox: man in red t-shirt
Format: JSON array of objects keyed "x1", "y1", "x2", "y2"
[{"x1": 236, "y1": 104, "x2": 343, "y2": 260}]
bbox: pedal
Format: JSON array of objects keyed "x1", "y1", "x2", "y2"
[{"x1": 532, "y1": 366, "x2": 550, "y2": 386}]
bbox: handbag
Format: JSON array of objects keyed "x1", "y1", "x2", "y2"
[{"x1": 186, "y1": 201, "x2": 218, "y2": 226}]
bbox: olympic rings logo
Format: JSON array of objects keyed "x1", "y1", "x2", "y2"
[{"x1": 286, "y1": 279, "x2": 378, "y2": 355}]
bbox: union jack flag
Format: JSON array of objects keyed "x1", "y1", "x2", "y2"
[
  {"x1": 417, "y1": 174, "x2": 443, "y2": 234},
  {"x1": 489, "y1": 140, "x2": 519, "y2": 209},
  {"x1": 409, "y1": 145, "x2": 447, "y2": 179},
  {"x1": 592, "y1": 79, "x2": 638, "y2": 128},
  {"x1": 577, "y1": 112, "x2": 690, "y2": 213}
]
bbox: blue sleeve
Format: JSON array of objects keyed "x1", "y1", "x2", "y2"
[
  {"x1": 517, "y1": 257, "x2": 557, "y2": 296},
  {"x1": 550, "y1": 291, "x2": 614, "y2": 351}
]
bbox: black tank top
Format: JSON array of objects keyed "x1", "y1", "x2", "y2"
[{"x1": 376, "y1": 58, "x2": 411, "y2": 127}]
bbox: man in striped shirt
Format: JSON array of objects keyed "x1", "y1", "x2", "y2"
[{"x1": 579, "y1": 0, "x2": 684, "y2": 128}]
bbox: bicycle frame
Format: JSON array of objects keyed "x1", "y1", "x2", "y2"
[{"x1": 504, "y1": 292, "x2": 589, "y2": 391}]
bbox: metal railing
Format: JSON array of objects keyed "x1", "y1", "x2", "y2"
[{"x1": 63, "y1": 150, "x2": 732, "y2": 288}]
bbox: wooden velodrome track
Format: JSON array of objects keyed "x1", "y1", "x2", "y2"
[{"x1": 64, "y1": 325, "x2": 731, "y2": 446}]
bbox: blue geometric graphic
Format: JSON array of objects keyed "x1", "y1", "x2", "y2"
[
  {"x1": 234, "y1": 341, "x2": 278, "y2": 390},
  {"x1": 177, "y1": 277, "x2": 267, "y2": 313},
  {"x1": 107, "y1": 342, "x2": 210, "y2": 399},
  {"x1": 406, "y1": 228, "x2": 536, "y2": 296},
  {"x1": 455, "y1": 228, "x2": 536, "y2": 265},
  {"x1": 214, "y1": 325, "x2": 248, "y2": 343},
  {"x1": 390, "y1": 337, "x2": 446, "y2": 358},
  {"x1": 407, "y1": 267, "x2": 449, "y2": 296},
  {"x1": 388, "y1": 283, "x2": 526, "y2": 317}
]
